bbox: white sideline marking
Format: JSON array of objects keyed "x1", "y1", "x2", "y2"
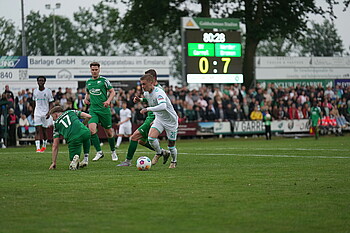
[
  {"x1": 179, "y1": 152, "x2": 350, "y2": 159},
  {"x1": 195, "y1": 147, "x2": 350, "y2": 152}
]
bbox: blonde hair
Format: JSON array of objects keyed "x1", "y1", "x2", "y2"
[{"x1": 49, "y1": 106, "x2": 64, "y2": 115}]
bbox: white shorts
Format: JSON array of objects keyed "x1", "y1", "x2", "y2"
[
  {"x1": 117, "y1": 123, "x2": 132, "y2": 136},
  {"x1": 34, "y1": 115, "x2": 53, "y2": 128},
  {"x1": 151, "y1": 119, "x2": 178, "y2": 141}
]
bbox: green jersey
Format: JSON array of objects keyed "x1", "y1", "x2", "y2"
[
  {"x1": 310, "y1": 106, "x2": 321, "y2": 126},
  {"x1": 86, "y1": 76, "x2": 113, "y2": 110},
  {"x1": 53, "y1": 110, "x2": 90, "y2": 143}
]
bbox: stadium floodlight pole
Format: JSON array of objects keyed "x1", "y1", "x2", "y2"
[
  {"x1": 21, "y1": 0, "x2": 27, "y2": 56},
  {"x1": 45, "y1": 3, "x2": 61, "y2": 56}
]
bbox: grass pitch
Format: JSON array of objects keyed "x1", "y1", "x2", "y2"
[{"x1": 0, "y1": 135, "x2": 349, "y2": 233}]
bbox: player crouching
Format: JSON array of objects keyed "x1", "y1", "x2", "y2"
[{"x1": 48, "y1": 106, "x2": 92, "y2": 170}]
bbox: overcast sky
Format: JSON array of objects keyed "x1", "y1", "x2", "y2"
[{"x1": 1, "y1": 0, "x2": 349, "y2": 51}]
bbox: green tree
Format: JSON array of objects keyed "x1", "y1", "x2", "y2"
[
  {"x1": 256, "y1": 37, "x2": 295, "y2": 56},
  {"x1": 0, "y1": 17, "x2": 18, "y2": 56},
  {"x1": 297, "y1": 19, "x2": 344, "y2": 56},
  {"x1": 16, "y1": 11, "x2": 80, "y2": 55},
  {"x1": 111, "y1": 0, "x2": 348, "y2": 87},
  {"x1": 73, "y1": 1, "x2": 122, "y2": 56}
]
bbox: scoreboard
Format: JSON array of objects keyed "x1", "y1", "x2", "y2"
[{"x1": 185, "y1": 30, "x2": 243, "y2": 83}]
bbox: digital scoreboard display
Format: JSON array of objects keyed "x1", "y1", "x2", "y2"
[{"x1": 185, "y1": 30, "x2": 243, "y2": 83}]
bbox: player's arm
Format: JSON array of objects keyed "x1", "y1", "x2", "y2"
[
  {"x1": 46, "y1": 101, "x2": 54, "y2": 119},
  {"x1": 117, "y1": 117, "x2": 131, "y2": 126},
  {"x1": 80, "y1": 112, "x2": 92, "y2": 125},
  {"x1": 141, "y1": 103, "x2": 166, "y2": 114},
  {"x1": 49, "y1": 137, "x2": 60, "y2": 169},
  {"x1": 84, "y1": 93, "x2": 90, "y2": 105},
  {"x1": 134, "y1": 96, "x2": 148, "y2": 104},
  {"x1": 103, "y1": 88, "x2": 116, "y2": 107}
]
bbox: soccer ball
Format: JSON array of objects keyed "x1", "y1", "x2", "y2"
[{"x1": 136, "y1": 156, "x2": 152, "y2": 171}]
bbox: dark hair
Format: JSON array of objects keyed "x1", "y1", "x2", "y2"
[
  {"x1": 49, "y1": 106, "x2": 64, "y2": 115},
  {"x1": 90, "y1": 62, "x2": 100, "y2": 68},
  {"x1": 37, "y1": 76, "x2": 46, "y2": 82},
  {"x1": 145, "y1": 69, "x2": 157, "y2": 81}
]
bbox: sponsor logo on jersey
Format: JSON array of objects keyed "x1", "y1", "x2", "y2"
[
  {"x1": 90, "y1": 88, "x2": 102, "y2": 95},
  {"x1": 157, "y1": 95, "x2": 164, "y2": 101}
]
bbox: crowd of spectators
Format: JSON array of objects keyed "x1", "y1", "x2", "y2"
[{"x1": 1, "y1": 82, "x2": 350, "y2": 135}]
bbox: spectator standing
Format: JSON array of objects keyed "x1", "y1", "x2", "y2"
[
  {"x1": 7, "y1": 108, "x2": 17, "y2": 147},
  {"x1": 73, "y1": 94, "x2": 86, "y2": 111},
  {"x1": 2, "y1": 85, "x2": 14, "y2": 101},
  {"x1": 288, "y1": 103, "x2": 299, "y2": 119},
  {"x1": 250, "y1": 106, "x2": 263, "y2": 120}
]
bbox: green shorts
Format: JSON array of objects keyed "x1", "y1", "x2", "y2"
[
  {"x1": 311, "y1": 119, "x2": 319, "y2": 127},
  {"x1": 138, "y1": 117, "x2": 154, "y2": 141},
  {"x1": 89, "y1": 108, "x2": 113, "y2": 129},
  {"x1": 68, "y1": 130, "x2": 91, "y2": 161}
]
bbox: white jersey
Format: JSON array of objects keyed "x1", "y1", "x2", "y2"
[
  {"x1": 119, "y1": 108, "x2": 132, "y2": 126},
  {"x1": 33, "y1": 88, "x2": 54, "y2": 116},
  {"x1": 144, "y1": 86, "x2": 178, "y2": 128}
]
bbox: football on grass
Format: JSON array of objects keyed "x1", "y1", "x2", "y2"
[{"x1": 136, "y1": 156, "x2": 152, "y2": 171}]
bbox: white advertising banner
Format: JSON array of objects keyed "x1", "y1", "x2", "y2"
[
  {"x1": 256, "y1": 67, "x2": 349, "y2": 80},
  {"x1": 232, "y1": 119, "x2": 310, "y2": 134},
  {"x1": 27, "y1": 56, "x2": 170, "y2": 80},
  {"x1": 0, "y1": 69, "x2": 28, "y2": 81},
  {"x1": 232, "y1": 121, "x2": 265, "y2": 134},
  {"x1": 256, "y1": 56, "x2": 350, "y2": 80},
  {"x1": 214, "y1": 122, "x2": 231, "y2": 134},
  {"x1": 272, "y1": 119, "x2": 310, "y2": 133}
]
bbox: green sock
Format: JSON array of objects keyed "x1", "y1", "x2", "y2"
[
  {"x1": 91, "y1": 133, "x2": 101, "y2": 151},
  {"x1": 143, "y1": 141, "x2": 155, "y2": 151},
  {"x1": 108, "y1": 137, "x2": 115, "y2": 151},
  {"x1": 126, "y1": 140, "x2": 138, "y2": 160}
]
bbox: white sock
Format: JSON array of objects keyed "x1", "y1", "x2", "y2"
[
  {"x1": 148, "y1": 137, "x2": 162, "y2": 154},
  {"x1": 35, "y1": 140, "x2": 41, "y2": 150},
  {"x1": 43, "y1": 140, "x2": 48, "y2": 148},
  {"x1": 116, "y1": 136, "x2": 122, "y2": 148},
  {"x1": 168, "y1": 146, "x2": 177, "y2": 163},
  {"x1": 84, "y1": 154, "x2": 89, "y2": 161}
]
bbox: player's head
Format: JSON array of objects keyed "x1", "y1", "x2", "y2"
[
  {"x1": 90, "y1": 62, "x2": 101, "y2": 78},
  {"x1": 122, "y1": 101, "x2": 127, "y2": 109},
  {"x1": 140, "y1": 74, "x2": 155, "y2": 92},
  {"x1": 145, "y1": 69, "x2": 157, "y2": 81},
  {"x1": 49, "y1": 106, "x2": 64, "y2": 120},
  {"x1": 37, "y1": 76, "x2": 46, "y2": 87}
]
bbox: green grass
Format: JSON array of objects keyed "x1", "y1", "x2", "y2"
[{"x1": 1, "y1": 135, "x2": 350, "y2": 233}]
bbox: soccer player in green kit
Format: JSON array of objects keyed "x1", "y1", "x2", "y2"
[
  {"x1": 48, "y1": 106, "x2": 91, "y2": 170},
  {"x1": 310, "y1": 102, "x2": 322, "y2": 139},
  {"x1": 84, "y1": 62, "x2": 118, "y2": 162},
  {"x1": 117, "y1": 69, "x2": 170, "y2": 167}
]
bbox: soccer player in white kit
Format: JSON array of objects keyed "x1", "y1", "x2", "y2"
[
  {"x1": 115, "y1": 101, "x2": 132, "y2": 148},
  {"x1": 137, "y1": 74, "x2": 178, "y2": 168},
  {"x1": 33, "y1": 76, "x2": 54, "y2": 152}
]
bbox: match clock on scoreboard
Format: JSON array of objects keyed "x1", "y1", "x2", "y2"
[{"x1": 185, "y1": 30, "x2": 243, "y2": 83}]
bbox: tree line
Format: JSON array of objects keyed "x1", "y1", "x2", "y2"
[{"x1": 0, "y1": 0, "x2": 349, "y2": 87}]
